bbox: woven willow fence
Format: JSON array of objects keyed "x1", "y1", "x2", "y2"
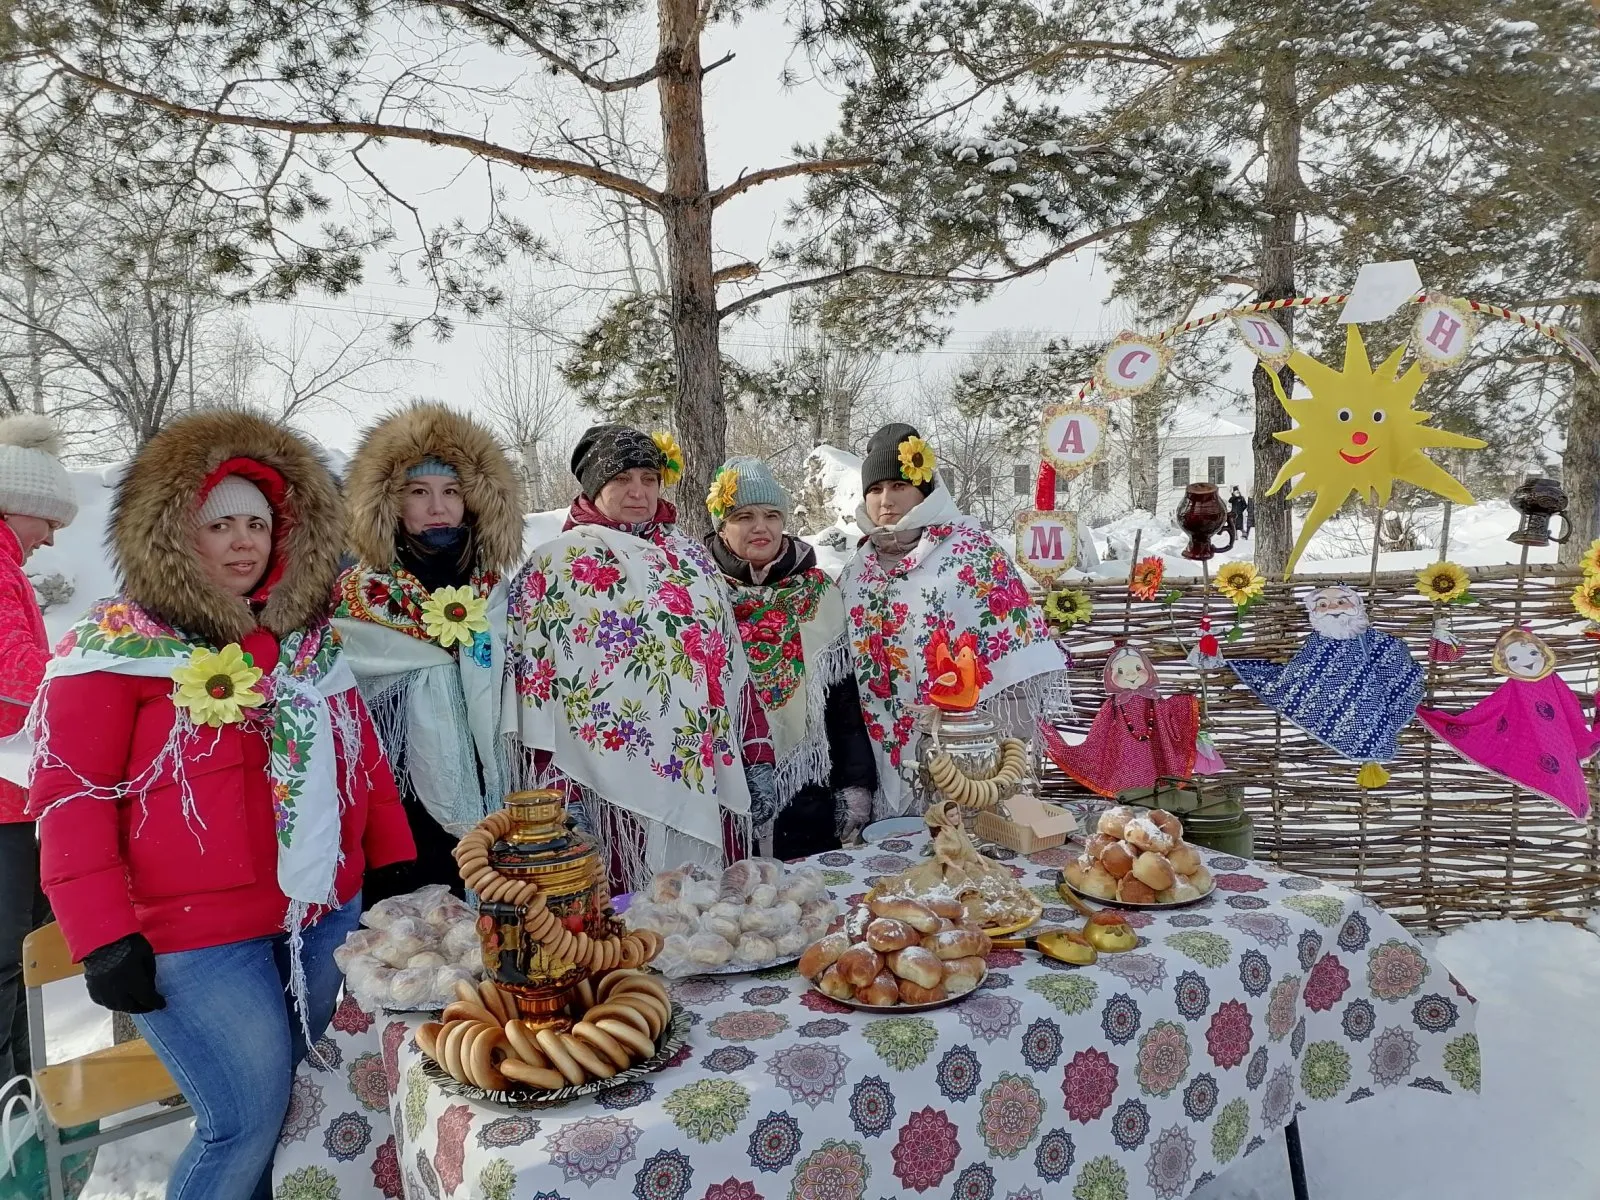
[{"x1": 1035, "y1": 564, "x2": 1600, "y2": 931}]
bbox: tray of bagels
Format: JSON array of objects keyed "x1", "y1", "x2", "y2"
[
  {"x1": 416, "y1": 970, "x2": 684, "y2": 1107},
  {"x1": 798, "y1": 893, "x2": 991, "y2": 1011}
]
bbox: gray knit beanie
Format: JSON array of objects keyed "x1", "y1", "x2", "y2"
[
  {"x1": 0, "y1": 414, "x2": 77, "y2": 526},
  {"x1": 707, "y1": 456, "x2": 790, "y2": 525}
]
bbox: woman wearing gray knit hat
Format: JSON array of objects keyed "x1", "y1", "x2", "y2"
[
  {"x1": 505, "y1": 424, "x2": 779, "y2": 894},
  {"x1": 842, "y1": 423, "x2": 1067, "y2": 817},
  {"x1": 0, "y1": 414, "x2": 76, "y2": 1085},
  {"x1": 706, "y1": 457, "x2": 877, "y2": 852}
]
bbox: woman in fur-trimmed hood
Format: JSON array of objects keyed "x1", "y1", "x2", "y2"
[
  {"x1": 333, "y1": 401, "x2": 525, "y2": 903},
  {"x1": 29, "y1": 409, "x2": 413, "y2": 1200}
]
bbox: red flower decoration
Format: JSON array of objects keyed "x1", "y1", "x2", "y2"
[
  {"x1": 1061, "y1": 1048, "x2": 1118, "y2": 1123},
  {"x1": 433, "y1": 1104, "x2": 474, "y2": 1195},
  {"x1": 1205, "y1": 1000, "x2": 1253, "y2": 1069},
  {"x1": 800, "y1": 990, "x2": 852, "y2": 1014},
  {"x1": 1214, "y1": 873, "x2": 1269, "y2": 893},
  {"x1": 986, "y1": 948, "x2": 1024, "y2": 970},
  {"x1": 381, "y1": 1021, "x2": 408, "y2": 1091},
  {"x1": 1303, "y1": 953, "x2": 1351, "y2": 1012},
  {"x1": 891, "y1": 1107, "x2": 960, "y2": 1191},
  {"x1": 659, "y1": 582, "x2": 693, "y2": 616},
  {"x1": 331, "y1": 994, "x2": 373, "y2": 1035}
]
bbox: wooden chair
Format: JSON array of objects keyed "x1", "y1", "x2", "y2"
[{"x1": 22, "y1": 923, "x2": 192, "y2": 1200}]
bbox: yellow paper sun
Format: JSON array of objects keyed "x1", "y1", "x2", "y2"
[
  {"x1": 172, "y1": 644, "x2": 265, "y2": 727},
  {"x1": 1268, "y1": 326, "x2": 1485, "y2": 578},
  {"x1": 422, "y1": 585, "x2": 491, "y2": 649}
]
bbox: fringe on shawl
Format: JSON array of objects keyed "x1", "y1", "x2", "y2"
[{"x1": 771, "y1": 635, "x2": 853, "y2": 810}]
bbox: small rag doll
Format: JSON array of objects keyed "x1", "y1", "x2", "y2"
[
  {"x1": 1417, "y1": 627, "x2": 1599, "y2": 820},
  {"x1": 1040, "y1": 644, "x2": 1200, "y2": 797}
]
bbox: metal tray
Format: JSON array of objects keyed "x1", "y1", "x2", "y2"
[
  {"x1": 807, "y1": 966, "x2": 988, "y2": 1013},
  {"x1": 1059, "y1": 875, "x2": 1215, "y2": 911}
]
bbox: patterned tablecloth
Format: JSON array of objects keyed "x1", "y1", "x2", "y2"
[{"x1": 273, "y1": 835, "x2": 1480, "y2": 1200}]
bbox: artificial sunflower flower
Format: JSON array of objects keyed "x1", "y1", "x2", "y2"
[
  {"x1": 897, "y1": 435, "x2": 936, "y2": 485},
  {"x1": 1581, "y1": 538, "x2": 1600, "y2": 580},
  {"x1": 1128, "y1": 555, "x2": 1165, "y2": 601},
  {"x1": 1042, "y1": 587, "x2": 1093, "y2": 631},
  {"x1": 422, "y1": 584, "x2": 491, "y2": 649},
  {"x1": 172, "y1": 644, "x2": 265, "y2": 727},
  {"x1": 1573, "y1": 578, "x2": 1600, "y2": 624},
  {"x1": 1213, "y1": 560, "x2": 1265, "y2": 606},
  {"x1": 706, "y1": 467, "x2": 740, "y2": 523},
  {"x1": 651, "y1": 431, "x2": 685, "y2": 487},
  {"x1": 1415, "y1": 561, "x2": 1471, "y2": 605}
]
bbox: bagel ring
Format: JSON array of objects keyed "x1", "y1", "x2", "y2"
[
  {"x1": 572, "y1": 1020, "x2": 633, "y2": 1070},
  {"x1": 535, "y1": 1027, "x2": 589, "y2": 1086},
  {"x1": 503, "y1": 1019, "x2": 548, "y2": 1069},
  {"x1": 560, "y1": 1032, "x2": 616, "y2": 1079}
]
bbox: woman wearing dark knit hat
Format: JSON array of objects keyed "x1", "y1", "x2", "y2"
[
  {"x1": 841, "y1": 423, "x2": 1067, "y2": 817},
  {"x1": 506, "y1": 424, "x2": 777, "y2": 892},
  {"x1": 705, "y1": 456, "x2": 877, "y2": 853},
  {"x1": 0, "y1": 414, "x2": 76, "y2": 1085},
  {"x1": 332, "y1": 402, "x2": 525, "y2": 904}
]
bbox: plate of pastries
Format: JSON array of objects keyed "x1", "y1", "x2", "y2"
[
  {"x1": 1061, "y1": 805, "x2": 1215, "y2": 909},
  {"x1": 798, "y1": 893, "x2": 991, "y2": 1011}
]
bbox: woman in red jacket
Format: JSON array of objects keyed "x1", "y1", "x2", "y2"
[{"x1": 29, "y1": 411, "x2": 415, "y2": 1200}]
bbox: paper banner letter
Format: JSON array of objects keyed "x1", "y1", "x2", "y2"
[
  {"x1": 1411, "y1": 298, "x2": 1477, "y2": 373},
  {"x1": 1039, "y1": 404, "x2": 1108, "y2": 476},
  {"x1": 1266, "y1": 326, "x2": 1486, "y2": 577},
  {"x1": 1233, "y1": 314, "x2": 1292, "y2": 370},
  {"x1": 1015, "y1": 509, "x2": 1078, "y2": 587},
  {"x1": 1093, "y1": 333, "x2": 1169, "y2": 397}
]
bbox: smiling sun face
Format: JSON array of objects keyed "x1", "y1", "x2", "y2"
[{"x1": 1267, "y1": 326, "x2": 1486, "y2": 577}]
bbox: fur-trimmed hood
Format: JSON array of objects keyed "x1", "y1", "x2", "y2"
[
  {"x1": 111, "y1": 409, "x2": 344, "y2": 646},
  {"x1": 343, "y1": 402, "x2": 523, "y2": 576}
]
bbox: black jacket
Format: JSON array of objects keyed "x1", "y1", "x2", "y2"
[{"x1": 709, "y1": 534, "x2": 878, "y2": 858}]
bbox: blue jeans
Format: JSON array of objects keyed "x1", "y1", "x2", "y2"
[{"x1": 132, "y1": 895, "x2": 361, "y2": 1200}]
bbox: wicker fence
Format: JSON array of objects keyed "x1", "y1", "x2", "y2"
[{"x1": 1036, "y1": 564, "x2": 1600, "y2": 931}]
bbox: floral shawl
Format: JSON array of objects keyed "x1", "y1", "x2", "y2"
[
  {"x1": 509, "y1": 503, "x2": 754, "y2": 889},
  {"x1": 332, "y1": 563, "x2": 510, "y2": 835},
  {"x1": 840, "y1": 487, "x2": 1067, "y2": 816},
  {"x1": 716, "y1": 538, "x2": 852, "y2": 805}
]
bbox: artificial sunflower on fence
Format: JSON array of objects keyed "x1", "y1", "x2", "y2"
[
  {"x1": 1212, "y1": 560, "x2": 1265, "y2": 641},
  {"x1": 651, "y1": 431, "x2": 685, "y2": 486},
  {"x1": 1415, "y1": 561, "x2": 1473, "y2": 605},
  {"x1": 1042, "y1": 587, "x2": 1093, "y2": 633},
  {"x1": 172, "y1": 644, "x2": 265, "y2": 727},
  {"x1": 1573, "y1": 577, "x2": 1600, "y2": 625},
  {"x1": 1128, "y1": 555, "x2": 1165, "y2": 601},
  {"x1": 1580, "y1": 538, "x2": 1600, "y2": 580}
]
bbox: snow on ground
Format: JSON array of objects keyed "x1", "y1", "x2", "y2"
[{"x1": 60, "y1": 918, "x2": 1600, "y2": 1198}]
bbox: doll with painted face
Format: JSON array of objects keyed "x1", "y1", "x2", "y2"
[
  {"x1": 1041, "y1": 644, "x2": 1201, "y2": 798},
  {"x1": 1417, "y1": 627, "x2": 1599, "y2": 820}
]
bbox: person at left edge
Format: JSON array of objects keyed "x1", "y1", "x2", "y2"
[
  {"x1": 28, "y1": 410, "x2": 415, "y2": 1200},
  {"x1": 0, "y1": 414, "x2": 75, "y2": 1085},
  {"x1": 333, "y1": 402, "x2": 524, "y2": 904}
]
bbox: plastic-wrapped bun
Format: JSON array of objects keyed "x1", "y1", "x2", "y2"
[
  {"x1": 433, "y1": 964, "x2": 478, "y2": 996},
  {"x1": 734, "y1": 932, "x2": 778, "y2": 965},
  {"x1": 682, "y1": 879, "x2": 720, "y2": 909},
  {"x1": 741, "y1": 900, "x2": 801, "y2": 935},
  {"x1": 774, "y1": 927, "x2": 809, "y2": 957},
  {"x1": 442, "y1": 921, "x2": 481, "y2": 960},
  {"x1": 406, "y1": 951, "x2": 447, "y2": 969},
  {"x1": 420, "y1": 892, "x2": 474, "y2": 929},
  {"x1": 359, "y1": 895, "x2": 425, "y2": 932},
  {"x1": 698, "y1": 910, "x2": 742, "y2": 943},
  {"x1": 647, "y1": 868, "x2": 690, "y2": 903},
  {"x1": 777, "y1": 868, "x2": 823, "y2": 906},
  {"x1": 707, "y1": 900, "x2": 745, "y2": 925},
  {"x1": 747, "y1": 884, "x2": 778, "y2": 909},
  {"x1": 387, "y1": 966, "x2": 437, "y2": 1010},
  {"x1": 372, "y1": 917, "x2": 431, "y2": 966},
  {"x1": 343, "y1": 957, "x2": 397, "y2": 1007},
  {"x1": 717, "y1": 861, "x2": 760, "y2": 903},
  {"x1": 799, "y1": 897, "x2": 837, "y2": 926},
  {"x1": 752, "y1": 858, "x2": 785, "y2": 885},
  {"x1": 687, "y1": 932, "x2": 735, "y2": 966},
  {"x1": 334, "y1": 928, "x2": 387, "y2": 972},
  {"x1": 627, "y1": 901, "x2": 696, "y2": 937},
  {"x1": 653, "y1": 934, "x2": 695, "y2": 977}
]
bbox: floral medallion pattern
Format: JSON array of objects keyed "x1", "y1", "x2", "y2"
[{"x1": 273, "y1": 836, "x2": 1473, "y2": 1200}]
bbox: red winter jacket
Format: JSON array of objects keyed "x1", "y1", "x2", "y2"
[
  {"x1": 0, "y1": 520, "x2": 48, "y2": 824},
  {"x1": 29, "y1": 626, "x2": 416, "y2": 961}
]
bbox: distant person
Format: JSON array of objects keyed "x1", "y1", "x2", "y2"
[
  {"x1": 1245, "y1": 496, "x2": 1256, "y2": 538},
  {"x1": 1228, "y1": 486, "x2": 1247, "y2": 537},
  {"x1": 29, "y1": 411, "x2": 413, "y2": 1200},
  {"x1": 0, "y1": 414, "x2": 75, "y2": 1085}
]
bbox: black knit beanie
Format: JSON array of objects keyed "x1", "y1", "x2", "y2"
[
  {"x1": 860, "y1": 422, "x2": 935, "y2": 496},
  {"x1": 570, "y1": 424, "x2": 666, "y2": 499}
]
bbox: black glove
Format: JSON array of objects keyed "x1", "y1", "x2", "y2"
[{"x1": 83, "y1": 933, "x2": 166, "y2": 1014}]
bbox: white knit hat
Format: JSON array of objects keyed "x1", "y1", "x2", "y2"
[
  {"x1": 197, "y1": 475, "x2": 274, "y2": 526},
  {"x1": 0, "y1": 414, "x2": 77, "y2": 527}
]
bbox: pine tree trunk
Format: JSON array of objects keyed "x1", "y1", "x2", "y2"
[
  {"x1": 1560, "y1": 220, "x2": 1600, "y2": 563},
  {"x1": 1133, "y1": 389, "x2": 1161, "y2": 512},
  {"x1": 1251, "y1": 52, "x2": 1302, "y2": 577},
  {"x1": 657, "y1": 0, "x2": 724, "y2": 536}
]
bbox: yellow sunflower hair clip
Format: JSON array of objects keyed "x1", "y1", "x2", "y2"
[
  {"x1": 707, "y1": 467, "x2": 740, "y2": 522},
  {"x1": 898, "y1": 435, "x2": 936, "y2": 486},
  {"x1": 651, "y1": 431, "x2": 685, "y2": 487}
]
